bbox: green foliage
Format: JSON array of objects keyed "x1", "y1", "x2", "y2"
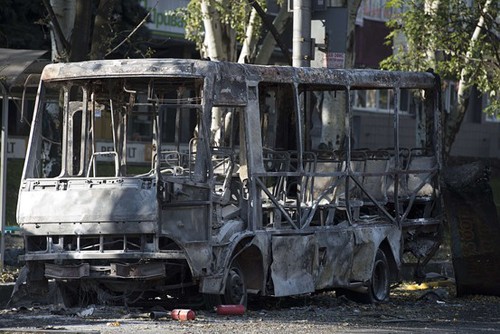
[
  {"x1": 175, "y1": 2, "x2": 204, "y2": 51},
  {"x1": 175, "y1": 0, "x2": 264, "y2": 54},
  {"x1": 381, "y1": 0, "x2": 499, "y2": 105}
]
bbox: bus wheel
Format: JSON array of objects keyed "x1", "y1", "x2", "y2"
[
  {"x1": 223, "y1": 264, "x2": 247, "y2": 306},
  {"x1": 369, "y1": 249, "x2": 390, "y2": 302},
  {"x1": 203, "y1": 262, "x2": 247, "y2": 309},
  {"x1": 337, "y1": 249, "x2": 390, "y2": 304}
]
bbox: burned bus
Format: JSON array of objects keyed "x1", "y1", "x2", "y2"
[{"x1": 17, "y1": 59, "x2": 443, "y2": 306}]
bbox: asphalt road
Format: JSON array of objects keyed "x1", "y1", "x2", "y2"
[{"x1": 1, "y1": 284, "x2": 499, "y2": 334}]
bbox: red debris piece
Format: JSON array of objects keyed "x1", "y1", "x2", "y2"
[
  {"x1": 171, "y1": 309, "x2": 196, "y2": 321},
  {"x1": 215, "y1": 304, "x2": 246, "y2": 315}
]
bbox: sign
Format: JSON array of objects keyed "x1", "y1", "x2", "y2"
[
  {"x1": 97, "y1": 142, "x2": 148, "y2": 163},
  {"x1": 1, "y1": 137, "x2": 27, "y2": 159},
  {"x1": 325, "y1": 52, "x2": 345, "y2": 69},
  {"x1": 140, "y1": 0, "x2": 189, "y2": 38}
]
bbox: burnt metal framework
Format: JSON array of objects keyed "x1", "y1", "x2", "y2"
[{"x1": 17, "y1": 59, "x2": 442, "y2": 305}]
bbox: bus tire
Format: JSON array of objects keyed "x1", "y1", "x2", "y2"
[
  {"x1": 204, "y1": 262, "x2": 247, "y2": 309},
  {"x1": 337, "y1": 249, "x2": 390, "y2": 304},
  {"x1": 368, "y1": 249, "x2": 390, "y2": 302},
  {"x1": 223, "y1": 263, "x2": 247, "y2": 306}
]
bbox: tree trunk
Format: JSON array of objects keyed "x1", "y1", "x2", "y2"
[
  {"x1": 237, "y1": 8, "x2": 259, "y2": 64},
  {"x1": 253, "y1": 3, "x2": 291, "y2": 65},
  {"x1": 443, "y1": 0, "x2": 492, "y2": 159},
  {"x1": 345, "y1": 0, "x2": 361, "y2": 68},
  {"x1": 70, "y1": 0, "x2": 92, "y2": 61},
  {"x1": 201, "y1": 0, "x2": 224, "y2": 60},
  {"x1": 90, "y1": 0, "x2": 119, "y2": 60},
  {"x1": 48, "y1": 0, "x2": 75, "y2": 61},
  {"x1": 201, "y1": 0, "x2": 224, "y2": 142},
  {"x1": 201, "y1": 0, "x2": 239, "y2": 144}
]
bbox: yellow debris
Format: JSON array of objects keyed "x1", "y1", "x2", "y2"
[
  {"x1": 106, "y1": 321, "x2": 121, "y2": 327},
  {"x1": 402, "y1": 279, "x2": 455, "y2": 291}
]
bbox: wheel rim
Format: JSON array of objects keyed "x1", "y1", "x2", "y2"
[
  {"x1": 372, "y1": 258, "x2": 389, "y2": 301},
  {"x1": 226, "y1": 267, "x2": 245, "y2": 305}
]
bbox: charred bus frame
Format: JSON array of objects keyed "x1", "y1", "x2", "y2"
[{"x1": 17, "y1": 59, "x2": 443, "y2": 306}]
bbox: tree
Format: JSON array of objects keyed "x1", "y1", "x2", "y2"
[
  {"x1": 0, "y1": 0, "x2": 152, "y2": 60},
  {"x1": 177, "y1": 0, "x2": 292, "y2": 143},
  {"x1": 179, "y1": 0, "x2": 273, "y2": 63},
  {"x1": 381, "y1": 0, "x2": 500, "y2": 158},
  {"x1": 178, "y1": 1, "x2": 366, "y2": 149},
  {"x1": 43, "y1": 0, "x2": 153, "y2": 62}
]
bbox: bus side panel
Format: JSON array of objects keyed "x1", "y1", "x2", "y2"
[
  {"x1": 270, "y1": 234, "x2": 316, "y2": 296},
  {"x1": 314, "y1": 226, "x2": 355, "y2": 290},
  {"x1": 350, "y1": 225, "x2": 401, "y2": 282}
]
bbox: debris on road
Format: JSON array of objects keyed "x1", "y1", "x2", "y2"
[
  {"x1": 215, "y1": 304, "x2": 246, "y2": 315},
  {"x1": 170, "y1": 309, "x2": 196, "y2": 321}
]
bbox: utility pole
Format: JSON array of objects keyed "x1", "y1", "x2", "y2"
[
  {"x1": 291, "y1": 0, "x2": 352, "y2": 150},
  {"x1": 291, "y1": 0, "x2": 351, "y2": 69},
  {"x1": 292, "y1": 0, "x2": 312, "y2": 67}
]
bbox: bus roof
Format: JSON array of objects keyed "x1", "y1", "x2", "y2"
[{"x1": 40, "y1": 58, "x2": 437, "y2": 90}]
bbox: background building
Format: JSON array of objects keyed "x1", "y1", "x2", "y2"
[{"x1": 352, "y1": 0, "x2": 499, "y2": 159}]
